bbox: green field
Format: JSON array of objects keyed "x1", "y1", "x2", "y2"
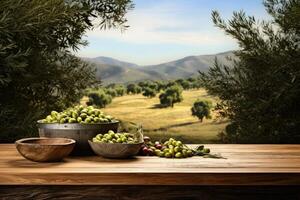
[{"x1": 83, "y1": 89, "x2": 228, "y2": 143}]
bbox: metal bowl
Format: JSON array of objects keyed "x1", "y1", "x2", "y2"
[
  {"x1": 15, "y1": 137, "x2": 75, "y2": 162},
  {"x1": 37, "y1": 120, "x2": 119, "y2": 155},
  {"x1": 88, "y1": 125, "x2": 144, "y2": 158}
]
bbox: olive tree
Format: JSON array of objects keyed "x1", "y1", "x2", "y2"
[
  {"x1": 105, "y1": 88, "x2": 118, "y2": 98},
  {"x1": 0, "y1": 0, "x2": 133, "y2": 142},
  {"x1": 191, "y1": 100, "x2": 212, "y2": 122},
  {"x1": 87, "y1": 91, "x2": 112, "y2": 108},
  {"x1": 142, "y1": 87, "x2": 157, "y2": 98},
  {"x1": 159, "y1": 85, "x2": 183, "y2": 107},
  {"x1": 127, "y1": 83, "x2": 142, "y2": 94},
  {"x1": 114, "y1": 85, "x2": 127, "y2": 96},
  {"x1": 199, "y1": 0, "x2": 300, "y2": 143}
]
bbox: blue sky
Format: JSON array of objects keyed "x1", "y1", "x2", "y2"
[{"x1": 76, "y1": 0, "x2": 269, "y2": 65}]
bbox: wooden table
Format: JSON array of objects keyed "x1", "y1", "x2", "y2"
[{"x1": 1, "y1": 144, "x2": 300, "y2": 199}]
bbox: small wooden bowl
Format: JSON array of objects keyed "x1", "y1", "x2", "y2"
[
  {"x1": 88, "y1": 141, "x2": 143, "y2": 158},
  {"x1": 15, "y1": 137, "x2": 75, "y2": 162}
]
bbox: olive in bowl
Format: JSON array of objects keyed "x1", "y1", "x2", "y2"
[{"x1": 88, "y1": 130, "x2": 143, "y2": 158}]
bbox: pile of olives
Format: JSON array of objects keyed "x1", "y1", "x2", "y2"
[
  {"x1": 41, "y1": 105, "x2": 115, "y2": 124},
  {"x1": 140, "y1": 137, "x2": 211, "y2": 159},
  {"x1": 92, "y1": 130, "x2": 138, "y2": 144}
]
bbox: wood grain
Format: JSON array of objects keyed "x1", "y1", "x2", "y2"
[
  {"x1": 1, "y1": 144, "x2": 300, "y2": 185},
  {"x1": 1, "y1": 186, "x2": 300, "y2": 200}
]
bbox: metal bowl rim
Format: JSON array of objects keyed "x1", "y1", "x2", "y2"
[{"x1": 37, "y1": 120, "x2": 119, "y2": 125}]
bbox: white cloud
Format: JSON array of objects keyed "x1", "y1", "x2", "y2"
[{"x1": 85, "y1": 1, "x2": 235, "y2": 46}]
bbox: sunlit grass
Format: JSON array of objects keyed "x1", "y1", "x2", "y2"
[{"x1": 83, "y1": 89, "x2": 228, "y2": 143}]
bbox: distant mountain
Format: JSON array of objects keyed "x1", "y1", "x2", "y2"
[
  {"x1": 141, "y1": 51, "x2": 235, "y2": 80},
  {"x1": 84, "y1": 51, "x2": 235, "y2": 84},
  {"x1": 84, "y1": 56, "x2": 139, "y2": 68}
]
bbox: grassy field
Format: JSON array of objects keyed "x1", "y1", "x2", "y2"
[{"x1": 83, "y1": 89, "x2": 228, "y2": 143}]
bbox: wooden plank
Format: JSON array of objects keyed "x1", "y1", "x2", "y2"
[
  {"x1": 1, "y1": 185, "x2": 300, "y2": 200},
  {"x1": 1, "y1": 172, "x2": 300, "y2": 185},
  {"x1": 1, "y1": 144, "x2": 300, "y2": 185}
]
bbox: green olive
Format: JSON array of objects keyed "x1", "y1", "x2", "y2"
[
  {"x1": 84, "y1": 117, "x2": 91, "y2": 123},
  {"x1": 187, "y1": 150, "x2": 193, "y2": 157},
  {"x1": 72, "y1": 112, "x2": 78, "y2": 119},
  {"x1": 154, "y1": 149, "x2": 161, "y2": 156},
  {"x1": 182, "y1": 149, "x2": 188, "y2": 158},
  {"x1": 176, "y1": 141, "x2": 182, "y2": 146},
  {"x1": 169, "y1": 149, "x2": 174, "y2": 156},
  {"x1": 80, "y1": 113, "x2": 87, "y2": 119},
  {"x1": 96, "y1": 134, "x2": 103, "y2": 140},
  {"x1": 92, "y1": 138, "x2": 100, "y2": 143},
  {"x1": 51, "y1": 111, "x2": 58, "y2": 117},
  {"x1": 77, "y1": 117, "x2": 82, "y2": 123},
  {"x1": 163, "y1": 148, "x2": 169, "y2": 153},
  {"x1": 81, "y1": 109, "x2": 88, "y2": 113},
  {"x1": 165, "y1": 152, "x2": 172, "y2": 158},
  {"x1": 203, "y1": 148, "x2": 210, "y2": 153},
  {"x1": 175, "y1": 152, "x2": 183, "y2": 158},
  {"x1": 46, "y1": 115, "x2": 52, "y2": 121},
  {"x1": 101, "y1": 138, "x2": 108, "y2": 142},
  {"x1": 94, "y1": 117, "x2": 100, "y2": 123},
  {"x1": 106, "y1": 135, "x2": 112, "y2": 140},
  {"x1": 174, "y1": 146, "x2": 181, "y2": 153},
  {"x1": 116, "y1": 138, "x2": 122, "y2": 143},
  {"x1": 68, "y1": 118, "x2": 76, "y2": 123},
  {"x1": 159, "y1": 151, "x2": 165, "y2": 157}
]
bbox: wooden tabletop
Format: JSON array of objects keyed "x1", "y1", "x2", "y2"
[{"x1": 1, "y1": 144, "x2": 300, "y2": 185}]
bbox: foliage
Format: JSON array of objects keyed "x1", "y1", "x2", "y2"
[
  {"x1": 159, "y1": 85, "x2": 183, "y2": 107},
  {"x1": 199, "y1": 0, "x2": 300, "y2": 143},
  {"x1": 0, "y1": 0, "x2": 133, "y2": 142},
  {"x1": 191, "y1": 100, "x2": 212, "y2": 122},
  {"x1": 176, "y1": 79, "x2": 191, "y2": 90},
  {"x1": 87, "y1": 90, "x2": 112, "y2": 108},
  {"x1": 105, "y1": 88, "x2": 118, "y2": 98},
  {"x1": 127, "y1": 83, "x2": 142, "y2": 94},
  {"x1": 114, "y1": 85, "x2": 127, "y2": 96},
  {"x1": 142, "y1": 87, "x2": 157, "y2": 98}
]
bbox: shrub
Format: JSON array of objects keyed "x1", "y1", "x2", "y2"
[
  {"x1": 105, "y1": 88, "x2": 118, "y2": 98},
  {"x1": 159, "y1": 85, "x2": 183, "y2": 107},
  {"x1": 142, "y1": 87, "x2": 157, "y2": 98},
  {"x1": 87, "y1": 91, "x2": 112, "y2": 108},
  {"x1": 191, "y1": 100, "x2": 212, "y2": 122},
  {"x1": 127, "y1": 83, "x2": 142, "y2": 94},
  {"x1": 114, "y1": 85, "x2": 126, "y2": 96}
]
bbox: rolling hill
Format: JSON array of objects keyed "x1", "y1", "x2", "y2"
[{"x1": 84, "y1": 51, "x2": 235, "y2": 84}]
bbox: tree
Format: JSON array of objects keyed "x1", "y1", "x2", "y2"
[
  {"x1": 105, "y1": 88, "x2": 118, "y2": 98},
  {"x1": 191, "y1": 100, "x2": 212, "y2": 122},
  {"x1": 127, "y1": 83, "x2": 142, "y2": 94},
  {"x1": 159, "y1": 85, "x2": 183, "y2": 107},
  {"x1": 199, "y1": 0, "x2": 300, "y2": 143},
  {"x1": 87, "y1": 91, "x2": 112, "y2": 108},
  {"x1": 142, "y1": 87, "x2": 157, "y2": 98},
  {"x1": 0, "y1": 0, "x2": 133, "y2": 142},
  {"x1": 114, "y1": 85, "x2": 127, "y2": 96},
  {"x1": 181, "y1": 80, "x2": 191, "y2": 90},
  {"x1": 154, "y1": 80, "x2": 166, "y2": 92}
]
